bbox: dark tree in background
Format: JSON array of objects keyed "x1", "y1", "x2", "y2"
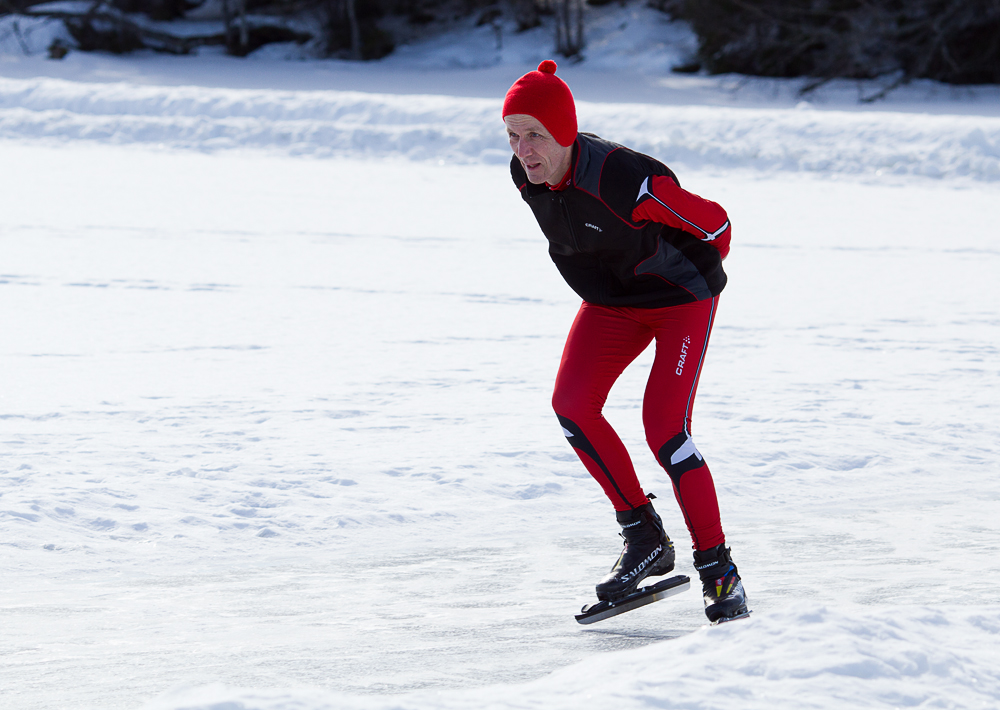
[
  {"x1": 553, "y1": 0, "x2": 584, "y2": 57},
  {"x1": 509, "y1": 0, "x2": 542, "y2": 30},
  {"x1": 6, "y1": 0, "x2": 1000, "y2": 90},
  {"x1": 677, "y1": 0, "x2": 1000, "y2": 93},
  {"x1": 322, "y1": 0, "x2": 394, "y2": 59},
  {"x1": 111, "y1": 0, "x2": 196, "y2": 21}
]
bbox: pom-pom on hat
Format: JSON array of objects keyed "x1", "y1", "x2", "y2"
[{"x1": 502, "y1": 60, "x2": 578, "y2": 147}]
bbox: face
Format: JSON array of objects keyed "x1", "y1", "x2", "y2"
[{"x1": 504, "y1": 114, "x2": 573, "y2": 185}]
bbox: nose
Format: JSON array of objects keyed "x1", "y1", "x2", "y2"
[{"x1": 514, "y1": 138, "x2": 532, "y2": 159}]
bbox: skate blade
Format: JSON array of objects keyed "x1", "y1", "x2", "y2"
[
  {"x1": 575, "y1": 575, "x2": 690, "y2": 625},
  {"x1": 711, "y1": 608, "x2": 752, "y2": 625}
]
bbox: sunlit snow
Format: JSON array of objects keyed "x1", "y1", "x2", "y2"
[{"x1": 2, "y1": 5, "x2": 999, "y2": 710}]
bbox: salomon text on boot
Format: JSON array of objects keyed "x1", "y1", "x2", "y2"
[
  {"x1": 693, "y1": 543, "x2": 749, "y2": 623},
  {"x1": 595, "y1": 501, "x2": 676, "y2": 602}
]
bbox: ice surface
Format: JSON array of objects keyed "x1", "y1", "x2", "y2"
[
  {"x1": 144, "y1": 607, "x2": 1000, "y2": 710},
  {"x1": 2, "y1": 7, "x2": 1000, "y2": 710},
  {"x1": 2, "y1": 141, "x2": 997, "y2": 710}
]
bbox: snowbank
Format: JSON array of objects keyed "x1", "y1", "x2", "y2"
[
  {"x1": 2, "y1": 74, "x2": 999, "y2": 180},
  {"x1": 145, "y1": 605, "x2": 1000, "y2": 710}
]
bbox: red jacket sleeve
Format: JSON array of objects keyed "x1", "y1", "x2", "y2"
[{"x1": 631, "y1": 175, "x2": 731, "y2": 259}]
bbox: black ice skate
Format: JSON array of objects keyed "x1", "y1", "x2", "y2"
[
  {"x1": 693, "y1": 543, "x2": 750, "y2": 624},
  {"x1": 595, "y1": 501, "x2": 676, "y2": 602}
]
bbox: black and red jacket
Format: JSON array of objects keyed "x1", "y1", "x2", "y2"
[{"x1": 511, "y1": 132, "x2": 730, "y2": 308}]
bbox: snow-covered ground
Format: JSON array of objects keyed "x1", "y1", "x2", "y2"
[{"x1": 2, "y1": 5, "x2": 1000, "y2": 710}]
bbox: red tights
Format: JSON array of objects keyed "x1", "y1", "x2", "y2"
[{"x1": 552, "y1": 298, "x2": 725, "y2": 551}]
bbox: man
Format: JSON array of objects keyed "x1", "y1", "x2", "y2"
[{"x1": 503, "y1": 60, "x2": 748, "y2": 623}]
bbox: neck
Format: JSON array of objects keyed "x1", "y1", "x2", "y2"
[{"x1": 547, "y1": 142, "x2": 575, "y2": 189}]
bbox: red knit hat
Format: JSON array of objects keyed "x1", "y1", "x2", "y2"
[{"x1": 502, "y1": 60, "x2": 578, "y2": 147}]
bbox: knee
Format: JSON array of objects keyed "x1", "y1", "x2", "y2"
[{"x1": 653, "y1": 431, "x2": 705, "y2": 484}]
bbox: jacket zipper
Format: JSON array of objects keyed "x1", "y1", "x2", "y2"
[
  {"x1": 558, "y1": 196, "x2": 581, "y2": 253},
  {"x1": 559, "y1": 194, "x2": 609, "y2": 304}
]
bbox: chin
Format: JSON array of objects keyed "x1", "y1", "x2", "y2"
[{"x1": 524, "y1": 168, "x2": 548, "y2": 184}]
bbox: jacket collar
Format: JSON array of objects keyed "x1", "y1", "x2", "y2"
[{"x1": 546, "y1": 139, "x2": 579, "y2": 191}]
